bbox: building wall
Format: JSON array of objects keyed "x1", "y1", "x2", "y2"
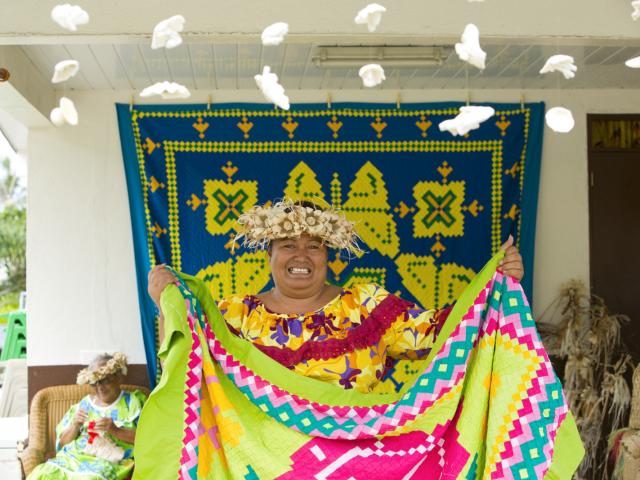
[
  {"x1": 2, "y1": 0, "x2": 637, "y2": 40},
  {"x1": 25, "y1": 88, "x2": 640, "y2": 368}
]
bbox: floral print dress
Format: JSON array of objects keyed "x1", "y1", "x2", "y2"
[
  {"x1": 27, "y1": 390, "x2": 147, "y2": 480},
  {"x1": 218, "y1": 284, "x2": 450, "y2": 393}
]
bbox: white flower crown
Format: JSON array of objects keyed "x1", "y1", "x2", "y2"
[
  {"x1": 233, "y1": 199, "x2": 362, "y2": 254},
  {"x1": 76, "y1": 352, "x2": 128, "y2": 385}
]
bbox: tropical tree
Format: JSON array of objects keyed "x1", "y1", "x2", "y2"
[{"x1": 0, "y1": 157, "x2": 26, "y2": 311}]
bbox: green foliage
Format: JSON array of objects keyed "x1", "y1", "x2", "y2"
[
  {"x1": 0, "y1": 292, "x2": 19, "y2": 313},
  {"x1": 0, "y1": 157, "x2": 26, "y2": 306}
]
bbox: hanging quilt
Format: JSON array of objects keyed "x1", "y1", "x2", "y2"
[{"x1": 116, "y1": 102, "x2": 544, "y2": 385}]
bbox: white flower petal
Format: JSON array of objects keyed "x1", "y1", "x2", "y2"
[
  {"x1": 438, "y1": 105, "x2": 495, "y2": 136},
  {"x1": 151, "y1": 15, "x2": 185, "y2": 50},
  {"x1": 140, "y1": 81, "x2": 191, "y2": 99},
  {"x1": 358, "y1": 64, "x2": 385, "y2": 87},
  {"x1": 60, "y1": 97, "x2": 78, "y2": 125},
  {"x1": 625, "y1": 55, "x2": 640, "y2": 68},
  {"x1": 50, "y1": 97, "x2": 78, "y2": 127},
  {"x1": 254, "y1": 66, "x2": 290, "y2": 110},
  {"x1": 51, "y1": 4, "x2": 89, "y2": 31},
  {"x1": 455, "y1": 24, "x2": 486, "y2": 70},
  {"x1": 539, "y1": 55, "x2": 577, "y2": 80},
  {"x1": 545, "y1": 107, "x2": 574, "y2": 133},
  {"x1": 52, "y1": 60, "x2": 80, "y2": 83},
  {"x1": 354, "y1": 3, "x2": 387, "y2": 32},
  {"x1": 632, "y1": 0, "x2": 640, "y2": 20},
  {"x1": 261, "y1": 22, "x2": 289, "y2": 46},
  {"x1": 49, "y1": 108, "x2": 65, "y2": 127}
]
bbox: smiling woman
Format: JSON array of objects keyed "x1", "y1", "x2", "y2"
[
  {"x1": 134, "y1": 197, "x2": 588, "y2": 480},
  {"x1": 262, "y1": 235, "x2": 339, "y2": 313},
  {"x1": 148, "y1": 199, "x2": 526, "y2": 393}
]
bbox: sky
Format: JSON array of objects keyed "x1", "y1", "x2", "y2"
[{"x1": 0, "y1": 127, "x2": 27, "y2": 186}]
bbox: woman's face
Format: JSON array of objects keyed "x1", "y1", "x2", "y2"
[
  {"x1": 90, "y1": 367, "x2": 122, "y2": 404},
  {"x1": 269, "y1": 235, "x2": 329, "y2": 299}
]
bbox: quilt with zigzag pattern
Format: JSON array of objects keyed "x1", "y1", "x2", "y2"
[{"x1": 133, "y1": 253, "x2": 583, "y2": 480}]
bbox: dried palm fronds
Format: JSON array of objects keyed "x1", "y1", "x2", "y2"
[{"x1": 537, "y1": 280, "x2": 635, "y2": 480}]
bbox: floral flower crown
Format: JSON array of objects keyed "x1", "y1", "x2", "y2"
[
  {"x1": 233, "y1": 199, "x2": 362, "y2": 254},
  {"x1": 76, "y1": 352, "x2": 128, "y2": 385}
]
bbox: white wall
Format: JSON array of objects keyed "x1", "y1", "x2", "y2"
[
  {"x1": 26, "y1": 88, "x2": 640, "y2": 366},
  {"x1": 2, "y1": 0, "x2": 638, "y2": 42},
  {"x1": 27, "y1": 92, "x2": 144, "y2": 365}
]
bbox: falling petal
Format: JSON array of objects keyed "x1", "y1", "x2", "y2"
[
  {"x1": 545, "y1": 107, "x2": 575, "y2": 133},
  {"x1": 354, "y1": 3, "x2": 387, "y2": 32},
  {"x1": 151, "y1": 15, "x2": 185, "y2": 50},
  {"x1": 51, "y1": 60, "x2": 80, "y2": 83},
  {"x1": 261, "y1": 22, "x2": 289, "y2": 46},
  {"x1": 632, "y1": 0, "x2": 640, "y2": 20},
  {"x1": 60, "y1": 97, "x2": 78, "y2": 125},
  {"x1": 140, "y1": 81, "x2": 191, "y2": 99},
  {"x1": 254, "y1": 66, "x2": 290, "y2": 110},
  {"x1": 50, "y1": 97, "x2": 78, "y2": 127},
  {"x1": 51, "y1": 4, "x2": 89, "y2": 31},
  {"x1": 358, "y1": 63, "x2": 385, "y2": 87},
  {"x1": 438, "y1": 105, "x2": 495, "y2": 136},
  {"x1": 539, "y1": 55, "x2": 577, "y2": 80},
  {"x1": 455, "y1": 24, "x2": 486, "y2": 70},
  {"x1": 49, "y1": 108, "x2": 65, "y2": 127},
  {"x1": 625, "y1": 55, "x2": 640, "y2": 68}
]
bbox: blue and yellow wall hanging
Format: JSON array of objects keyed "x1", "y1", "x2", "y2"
[{"x1": 116, "y1": 102, "x2": 544, "y2": 385}]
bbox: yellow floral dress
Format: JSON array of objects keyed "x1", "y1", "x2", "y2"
[{"x1": 217, "y1": 284, "x2": 451, "y2": 393}]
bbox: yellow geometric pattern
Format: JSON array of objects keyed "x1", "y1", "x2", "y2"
[
  {"x1": 196, "y1": 251, "x2": 270, "y2": 301},
  {"x1": 197, "y1": 345, "x2": 244, "y2": 476},
  {"x1": 342, "y1": 267, "x2": 387, "y2": 289},
  {"x1": 203, "y1": 179, "x2": 258, "y2": 236},
  {"x1": 395, "y1": 253, "x2": 475, "y2": 309},
  {"x1": 437, "y1": 262, "x2": 476, "y2": 307},
  {"x1": 342, "y1": 161, "x2": 400, "y2": 258},
  {"x1": 326, "y1": 115, "x2": 343, "y2": 139},
  {"x1": 483, "y1": 332, "x2": 544, "y2": 478},
  {"x1": 394, "y1": 254, "x2": 438, "y2": 310},
  {"x1": 413, "y1": 181, "x2": 466, "y2": 238},
  {"x1": 283, "y1": 161, "x2": 326, "y2": 204},
  {"x1": 155, "y1": 137, "x2": 503, "y2": 272}
]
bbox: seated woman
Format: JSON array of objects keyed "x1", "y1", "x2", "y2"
[{"x1": 27, "y1": 353, "x2": 147, "y2": 480}]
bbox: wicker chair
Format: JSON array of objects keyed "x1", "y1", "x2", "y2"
[{"x1": 18, "y1": 384, "x2": 150, "y2": 477}]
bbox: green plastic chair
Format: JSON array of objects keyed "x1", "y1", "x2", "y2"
[
  {"x1": 1, "y1": 311, "x2": 27, "y2": 360},
  {"x1": 8, "y1": 311, "x2": 26, "y2": 329}
]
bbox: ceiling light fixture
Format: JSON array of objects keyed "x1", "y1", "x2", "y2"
[{"x1": 312, "y1": 46, "x2": 447, "y2": 68}]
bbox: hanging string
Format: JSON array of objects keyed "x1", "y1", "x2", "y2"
[
  {"x1": 465, "y1": 65, "x2": 471, "y2": 106},
  {"x1": 555, "y1": 37, "x2": 562, "y2": 106}
]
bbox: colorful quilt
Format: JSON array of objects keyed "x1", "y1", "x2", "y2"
[
  {"x1": 116, "y1": 102, "x2": 545, "y2": 386},
  {"x1": 133, "y1": 253, "x2": 583, "y2": 479}
]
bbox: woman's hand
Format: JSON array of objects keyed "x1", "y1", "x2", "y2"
[
  {"x1": 94, "y1": 417, "x2": 137, "y2": 444},
  {"x1": 147, "y1": 265, "x2": 178, "y2": 308},
  {"x1": 59, "y1": 408, "x2": 87, "y2": 447},
  {"x1": 93, "y1": 417, "x2": 116, "y2": 435},
  {"x1": 73, "y1": 408, "x2": 88, "y2": 426},
  {"x1": 500, "y1": 235, "x2": 524, "y2": 281}
]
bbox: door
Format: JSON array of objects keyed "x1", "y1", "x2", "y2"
[{"x1": 588, "y1": 115, "x2": 640, "y2": 363}]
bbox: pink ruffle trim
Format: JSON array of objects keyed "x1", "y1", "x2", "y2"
[{"x1": 250, "y1": 295, "x2": 415, "y2": 368}]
